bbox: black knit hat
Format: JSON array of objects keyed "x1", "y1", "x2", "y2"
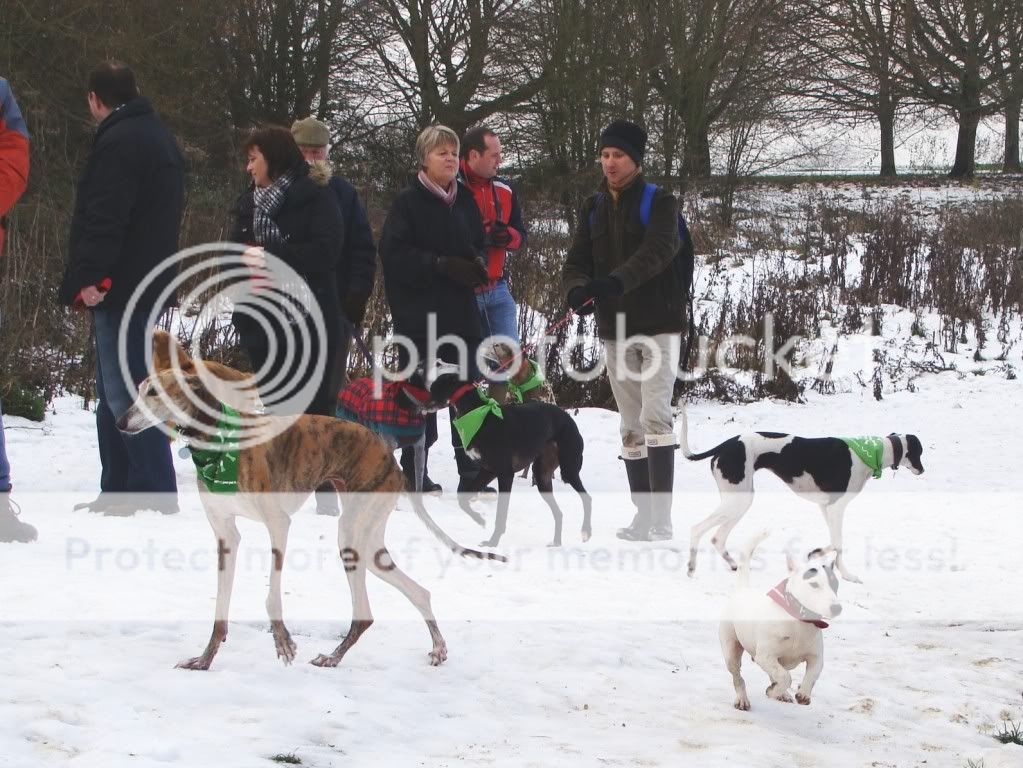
[{"x1": 599, "y1": 119, "x2": 646, "y2": 166}]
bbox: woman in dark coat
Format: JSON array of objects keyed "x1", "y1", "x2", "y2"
[
  {"x1": 379, "y1": 124, "x2": 489, "y2": 492},
  {"x1": 231, "y1": 126, "x2": 344, "y2": 418}
]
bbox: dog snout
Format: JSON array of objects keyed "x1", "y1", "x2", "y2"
[
  {"x1": 830, "y1": 603, "x2": 842, "y2": 617},
  {"x1": 115, "y1": 413, "x2": 130, "y2": 432}
]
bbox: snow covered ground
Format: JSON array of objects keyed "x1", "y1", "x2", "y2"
[{"x1": 2, "y1": 358, "x2": 1022, "y2": 767}]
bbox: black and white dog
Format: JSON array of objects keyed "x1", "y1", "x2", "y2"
[{"x1": 681, "y1": 405, "x2": 924, "y2": 582}]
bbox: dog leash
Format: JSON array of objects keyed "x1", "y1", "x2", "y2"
[
  {"x1": 347, "y1": 317, "x2": 375, "y2": 368},
  {"x1": 478, "y1": 297, "x2": 595, "y2": 384}
]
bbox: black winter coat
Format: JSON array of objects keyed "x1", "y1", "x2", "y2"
[
  {"x1": 60, "y1": 97, "x2": 185, "y2": 308},
  {"x1": 326, "y1": 173, "x2": 376, "y2": 304},
  {"x1": 562, "y1": 175, "x2": 683, "y2": 338},
  {"x1": 230, "y1": 162, "x2": 344, "y2": 355},
  {"x1": 379, "y1": 177, "x2": 485, "y2": 341}
]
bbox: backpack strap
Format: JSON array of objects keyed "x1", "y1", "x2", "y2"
[{"x1": 639, "y1": 182, "x2": 657, "y2": 227}]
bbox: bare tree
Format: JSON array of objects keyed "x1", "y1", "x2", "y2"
[
  {"x1": 651, "y1": 0, "x2": 784, "y2": 180},
  {"x1": 992, "y1": 0, "x2": 1023, "y2": 172},
  {"x1": 361, "y1": 0, "x2": 554, "y2": 135},
  {"x1": 790, "y1": 0, "x2": 913, "y2": 176},
  {"x1": 892, "y1": 0, "x2": 1016, "y2": 178},
  {"x1": 215, "y1": 0, "x2": 366, "y2": 128}
]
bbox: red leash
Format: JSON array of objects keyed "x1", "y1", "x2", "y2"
[{"x1": 478, "y1": 297, "x2": 594, "y2": 384}]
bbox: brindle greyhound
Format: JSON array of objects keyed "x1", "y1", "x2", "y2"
[{"x1": 117, "y1": 368, "x2": 504, "y2": 670}]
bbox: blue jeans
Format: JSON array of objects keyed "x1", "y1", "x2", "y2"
[
  {"x1": 475, "y1": 279, "x2": 518, "y2": 342},
  {"x1": 93, "y1": 306, "x2": 177, "y2": 494},
  {"x1": 0, "y1": 403, "x2": 10, "y2": 492}
]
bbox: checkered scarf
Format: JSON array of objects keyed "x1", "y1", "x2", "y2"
[{"x1": 252, "y1": 168, "x2": 297, "y2": 250}]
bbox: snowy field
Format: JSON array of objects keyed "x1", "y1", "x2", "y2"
[{"x1": 3, "y1": 359, "x2": 1022, "y2": 767}]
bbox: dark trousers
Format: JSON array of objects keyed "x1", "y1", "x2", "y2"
[
  {"x1": 398, "y1": 338, "x2": 481, "y2": 478},
  {"x1": 93, "y1": 306, "x2": 177, "y2": 494},
  {"x1": 243, "y1": 316, "x2": 338, "y2": 418},
  {"x1": 327, "y1": 319, "x2": 354, "y2": 406}
]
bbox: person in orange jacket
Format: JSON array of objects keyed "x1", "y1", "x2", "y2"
[{"x1": 0, "y1": 75, "x2": 36, "y2": 543}]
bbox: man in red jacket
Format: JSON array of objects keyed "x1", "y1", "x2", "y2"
[
  {"x1": 459, "y1": 127, "x2": 527, "y2": 342},
  {"x1": 454, "y1": 126, "x2": 528, "y2": 492},
  {"x1": 458, "y1": 126, "x2": 527, "y2": 406},
  {"x1": 0, "y1": 76, "x2": 36, "y2": 543}
]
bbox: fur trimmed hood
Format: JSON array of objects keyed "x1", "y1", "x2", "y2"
[{"x1": 307, "y1": 159, "x2": 332, "y2": 187}]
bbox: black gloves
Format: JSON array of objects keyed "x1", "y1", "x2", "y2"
[
  {"x1": 586, "y1": 276, "x2": 624, "y2": 301},
  {"x1": 567, "y1": 275, "x2": 624, "y2": 315},
  {"x1": 567, "y1": 286, "x2": 595, "y2": 315},
  {"x1": 486, "y1": 223, "x2": 516, "y2": 248},
  {"x1": 437, "y1": 255, "x2": 489, "y2": 288}
]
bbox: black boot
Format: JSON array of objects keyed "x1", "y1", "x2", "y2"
[
  {"x1": 0, "y1": 494, "x2": 37, "y2": 543},
  {"x1": 647, "y1": 442, "x2": 675, "y2": 541},
  {"x1": 401, "y1": 447, "x2": 443, "y2": 495},
  {"x1": 616, "y1": 456, "x2": 651, "y2": 541}
]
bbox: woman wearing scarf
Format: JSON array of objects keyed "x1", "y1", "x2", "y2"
[
  {"x1": 231, "y1": 126, "x2": 344, "y2": 418},
  {"x1": 380, "y1": 124, "x2": 488, "y2": 494}
]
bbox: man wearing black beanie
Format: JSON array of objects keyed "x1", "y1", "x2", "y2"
[{"x1": 562, "y1": 119, "x2": 684, "y2": 542}]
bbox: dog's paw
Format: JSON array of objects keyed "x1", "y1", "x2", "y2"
[
  {"x1": 766, "y1": 685, "x2": 794, "y2": 703},
  {"x1": 273, "y1": 627, "x2": 297, "y2": 665},
  {"x1": 795, "y1": 692, "x2": 811, "y2": 705},
  {"x1": 479, "y1": 538, "x2": 500, "y2": 548},
  {"x1": 734, "y1": 696, "x2": 751, "y2": 711},
  {"x1": 428, "y1": 643, "x2": 448, "y2": 666},
  {"x1": 580, "y1": 530, "x2": 591, "y2": 543},
  {"x1": 310, "y1": 653, "x2": 342, "y2": 668},
  {"x1": 176, "y1": 655, "x2": 213, "y2": 671}
]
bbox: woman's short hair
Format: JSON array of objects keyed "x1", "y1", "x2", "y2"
[
  {"x1": 415, "y1": 124, "x2": 459, "y2": 167},
  {"x1": 242, "y1": 126, "x2": 305, "y2": 181}
]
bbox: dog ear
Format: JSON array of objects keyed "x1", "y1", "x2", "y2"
[
  {"x1": 786, "y1": 549, "x2": 798, "y2": 573},
  {"x1": 152, "y1": 329, "x2": 193, "y2": 373},
  {"x1": 888, "y1": 433, "x2": 904, "y2": 468}
]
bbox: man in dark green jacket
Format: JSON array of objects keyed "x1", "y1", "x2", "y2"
[{"x1": 562, "y1": 119, "x2": 684, "y2": 541}]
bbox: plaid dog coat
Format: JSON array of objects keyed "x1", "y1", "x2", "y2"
[{"x1": 336, "y1": 378, "x2": 428, "y2": 438}]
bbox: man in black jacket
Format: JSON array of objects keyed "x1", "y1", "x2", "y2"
[
  {"x1": 291, "y1": 117, "x2": 377, "y2": 396},
  {"x1": 59, "y1": 61, "x2": 185, "y2": 515},
  {"x1": 562, "y1": 119, "x2": 683, "y2": 541}
]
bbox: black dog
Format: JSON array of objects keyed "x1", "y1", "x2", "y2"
[{"x1": 429, "y1": 367, "x2": 592, "y2": 548}]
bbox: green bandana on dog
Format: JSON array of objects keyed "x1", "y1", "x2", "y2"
[
  {"x1": 841, "y1": 436, "x2": 885, "y2": 479},
  {"x1": 452, "y1": 392, "x2": 503, "y2": 449},
  {"x1": 189, "y1": 404, "x2": 242, "y2": 493},
  {"x1": 506, "y1": 360, "x2": 544, "y2": 403}
]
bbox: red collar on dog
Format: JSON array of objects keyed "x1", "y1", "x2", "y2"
[
  {"x1": 767, "y1": 580, "x2": 829, "y2": 629},
  {"x1": 449, "y1": 381, "x2": 478, "y2": 406},
  {"x1": 400, "y1": 382, "x2": 431, "y2": 402}
]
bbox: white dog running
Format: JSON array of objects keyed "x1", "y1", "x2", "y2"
[{"x1": 719, "y1": 530, "x2": 842, "y2": 710}]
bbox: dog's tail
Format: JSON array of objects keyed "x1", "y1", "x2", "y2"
[
  {"x1": 677, "y1": 402, "x2": 725, "y2": 461},
  {"x1": 736, "y1": 529, "x2": 771, "y2": 588},
  {"x1": 408, "y1": 493, "x2": 507, "y2": 563}
]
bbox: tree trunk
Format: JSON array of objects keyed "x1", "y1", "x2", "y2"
[
  {"x1": 682, "y1": 122, "x2": 711, "y2": 179},
  {"x1": 1004, "y1": 98, "x2": 1022, "y2": 173},
  {"x1": 949, "y1": 111, "x2": 980, "y2": 178},
  {"x1": 878, "y1": 95, "x2": 897, "y2": 177}
]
